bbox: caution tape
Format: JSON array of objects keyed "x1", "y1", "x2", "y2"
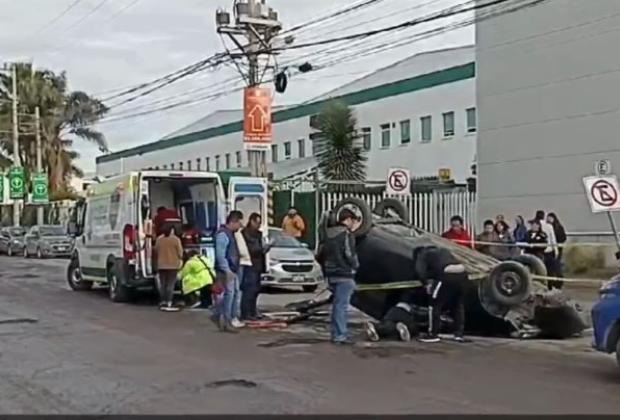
[{"x1": 451, "y1": 238, "x2": 618, "y2": 249}]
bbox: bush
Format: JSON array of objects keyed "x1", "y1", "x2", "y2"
[{"x1": 564, "y1": 244, "x2": 606, "y2": 274}]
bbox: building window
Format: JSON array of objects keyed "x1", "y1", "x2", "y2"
[
  {"x1": 400, "y1": 120, "x2": 411, "y2": 144},
  {"x1": 215, "y1": 155, "x2": 220, "y2": 171},
  {"x1": 380, "y1": 123, "x2": 391, "y2": 148},
  {"x1": 271, "y1": 144, "x2": 278, "y2": 163},
  {"x1": 206, "y1": 157, "x2": 210, "y2": 171},
  {"x1": 298, "y1": 139, "x2": 306, "y2": 158},
  {"x1": 196, "y1": 158, "x2": 201, "y2": 171},
  {"x1": 443, "y1": 111, "x2": 455, "y2": 137},
  {"x1": 236, "y1": 151, "x2": 242, "y2": 167},
  {"x1": 225, "y1": 153, "x2": 231, "y2": 170},
  {"x1": 284, "y1": 142, "x2": 292, "y2": 160},
  {"x1": 187, "y1": 160, "x2": 192, "y2": 171},
  {"x1": 420, "y1": 116, "x2": 432, "y2": 143},
  {"x1": 361, "y1": 127, "x2": 371, "y2": 151},
  {"x1": 179, "y1": 162, "x2": 184, "y2": 170},
  {"x1": 466, "y1": 107, "x2": 477, "y2": 133}
]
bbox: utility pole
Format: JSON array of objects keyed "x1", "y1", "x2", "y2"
[
  {"x1": 35, "y1": 106, "x2": 44, "y2": 225},
  {"x1": 11, "y1": 64, "x2": 20, "y2": 227},
  {"x1": 216, "y1": 0, "x2": 282, "y2": 178}
]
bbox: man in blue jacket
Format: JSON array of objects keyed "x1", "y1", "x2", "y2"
[{"x1": 214, "y1": 210, "x2": 244, "y2": 332}]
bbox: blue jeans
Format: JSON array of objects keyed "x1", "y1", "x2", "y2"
[
  {"x1": 217, "y1": 272, "x2": 240, "y2": 325},
  {"x1": 329, "y1": 278, "x2": 356, "y2": 342}
]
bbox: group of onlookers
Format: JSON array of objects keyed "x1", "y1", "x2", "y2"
[{"x1": 441, "y1": 210, "x2": 567, "y2": 289}]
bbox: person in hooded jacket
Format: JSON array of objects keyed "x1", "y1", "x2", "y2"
[
  {"x1": 513, "y1": 215, "x2": 528, "y2": 244},
  {"x1": 179, "y1": 250, "x2": 215, "y2": 309}
]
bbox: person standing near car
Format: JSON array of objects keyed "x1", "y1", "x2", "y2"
[
  {"x1": 214, "y1": 210, "x2": 244, "y2": 332},
  {"x1": 241, "y1": 213, "x2": 270, "y2": 321},
  {"x1": 154, "y1": 224, "x2": 184, "y2": 312},
  {"x1": 317, "y1": 209, "x2": 360, "y2": 345},
  {"x1": 442, "y1": 215, "x2": 473, "y2": 248},
  {"x1": 282, "y1": 207, "x2": 305, "y2": 239},
  {"x1": 546, "y1": 212, "x2": 567, "y2": 289}
]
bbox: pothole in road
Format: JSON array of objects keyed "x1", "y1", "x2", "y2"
[{"x1": 205, "y1": 379, "x2": 258, "y2": 389}]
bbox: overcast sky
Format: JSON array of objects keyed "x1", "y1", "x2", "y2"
[{"x1": 0, "y1": 0, "x2": 473, "y2": 172}]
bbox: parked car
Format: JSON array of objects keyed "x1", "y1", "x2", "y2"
[
  {"x1": 0, "y1": 227, "x2": 26, "y2": 256},
  {"x1": 592, "y1": 275, "x2": 620, "y2": 369},
  {"x1": 24, "y1": 225, "x2": 74, "y2": 259},
  {"x1": 262, "y1": 228, "x2": 323, "y2": 292}
]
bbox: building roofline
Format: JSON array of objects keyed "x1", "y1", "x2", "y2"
[{"x1": 97, "y1": 61, "x2": 475, "y2": 164}]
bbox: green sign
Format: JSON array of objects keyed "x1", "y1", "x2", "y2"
[
  {"x1": 32, "y1": 173, "x2": 49, "y2": 204},
  {"x1": 8, "y1": 167, "x2": 25, "y2": 200}
]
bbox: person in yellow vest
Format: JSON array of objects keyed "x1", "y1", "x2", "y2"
[
  {"x1": 179, "y1": 250, "x2": 215, "y2": 309},
  {"x1": 281, "y1": 207, "x2": 306, "y2": 239}
]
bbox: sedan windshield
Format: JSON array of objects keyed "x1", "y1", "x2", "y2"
[
  {"x1": 269, "y1": 230, "x2": 303, "y2": 248},
  {"x1": 40, "y1": 226, "x2": 66, "y2": 236}
]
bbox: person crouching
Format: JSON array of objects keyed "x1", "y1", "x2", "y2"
[{"x1": 179, "y1": 250, "x2": 215, "y2": 309}]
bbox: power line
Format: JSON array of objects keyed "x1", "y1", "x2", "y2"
[
  {"x1": 63, "y1": 0, "x2": 109, "y2": 33},
  {"x1": 106, "y1": 0, "x2": 141, "y2": 22},
  {"x1": 36, "y1": 0, "x2": 85, "y2": 33}
]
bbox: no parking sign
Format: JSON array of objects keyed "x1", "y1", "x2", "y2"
[
  {"x1": 386, "y1": 168, "x2": 410, "y2": 195},
  {"x1": 583, "y1": 175, "x2": 620, "y2": 213}
]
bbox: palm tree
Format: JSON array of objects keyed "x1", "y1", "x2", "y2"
[
  {"x1": 0, "y1": 62, "x2": 108, "y2": 193},
  {"x1": 314, "y1": 101, "x2": 367, "y2": 191}
]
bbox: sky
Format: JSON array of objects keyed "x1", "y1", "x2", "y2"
[{"x1": 0, "y1": 0, "x2": 473, "y2": 172}]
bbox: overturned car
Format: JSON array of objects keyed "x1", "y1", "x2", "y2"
[{"x1": 311, "y1": 197, "x2": 587, "y2": 339}]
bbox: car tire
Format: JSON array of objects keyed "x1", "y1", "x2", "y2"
[
  {"x1": 303, "y1": 285, "x2": 318, "y2": 293},
  {"x1": 67, "y1": 257, "x2": 93, "y2": 291},
  {"x1": 7, "y1": 247, "x2": 12, "y2": 257},
  {"x1": 485, "y1": 261, "x2": 532, "y2": 307},
  {"x1": 36, "y1": 247, "x2": 43, "y2": 259},
  {"x1": 23, "y1": 247, "x2": 29, "y2": 258},
  {"x1": 373, "y1": 198, "x2": 409, "y2": 222},
  {"x1": 107, "y1": 260, "x2": 131, "y2": 303},
  {"x1": 332, "y1": 197, "x2": 373, "y2": 237},
  {"x1": 510, "y1": 254, "x2": 547, "y2": 277}
]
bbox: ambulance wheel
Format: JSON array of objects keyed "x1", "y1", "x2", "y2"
[
  {"x1": 485, "y1": 261, "x2": 531, "y2": 307},
  {"x1": 107, "y1": 260, "x2": 131, "y2": 303},
  {"x1": 511, "y1": 254, "x2": 547, "y2": 277},
  {"x1": 332, "y1": 197, "x2": 373, "y2": 237},
  {"x1": 373, "y1": 198, "x2": 408, "y2": 222},
  {"x1": 67, "y1": 257, "x2": 92, "y2": 291}
]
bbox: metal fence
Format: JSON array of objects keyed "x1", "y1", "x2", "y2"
[{"x1": 320, "y1": 190, "x2": 477, "y2": 236}]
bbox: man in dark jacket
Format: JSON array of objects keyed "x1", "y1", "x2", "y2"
[
  {"x1": 317, "y1": 209, "x2": 360, "y2": 345},
  {"x1": 240, "y1": 213, "x2": 270, "y2": 321},
  {"x1": 415, "y1": 246, "x2": 470, "y2": 343}
]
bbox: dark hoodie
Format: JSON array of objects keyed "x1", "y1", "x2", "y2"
[{"x1": 317, "y1": 225, "x2": 359, "y2": 279}]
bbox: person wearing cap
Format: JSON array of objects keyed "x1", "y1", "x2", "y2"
[{"x1": 317, "y1": 209, "x2": 360, "y2": 345}]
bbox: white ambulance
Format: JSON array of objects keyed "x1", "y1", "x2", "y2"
[{"x1": 66, "y1": 170, "x2": 267, "y2": 302}]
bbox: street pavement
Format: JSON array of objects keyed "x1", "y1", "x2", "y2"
[{"x1": 0, "y1": 256, "x2": 619, "y2": 414}]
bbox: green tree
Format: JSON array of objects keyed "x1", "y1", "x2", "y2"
[
  {"x1": 0, "y1": 62, "x2": 108, "y2": 193},
  {"x1": 315, "y1": 101, "x2": 367, "y2": 191}
]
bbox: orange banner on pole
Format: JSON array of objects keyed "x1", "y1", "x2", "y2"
[{"x1": 243, "y1": 87, "x2": 272, "y2": 150}]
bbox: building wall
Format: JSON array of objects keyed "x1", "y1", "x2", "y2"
[
  {"x1": 97, "y1": 49, "x2": 477, "y2": 184},
  {"x1": 476, "y1": 0, "x2": 620, "y2": 233}
]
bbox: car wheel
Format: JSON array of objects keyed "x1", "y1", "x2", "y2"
[
  {"x1": 36, "y1": 247, "x2": 43, "y2": 259},
  {"x1": 510, "y1": 254, "x2": 547, "y2": 277},
  {"x1": 67, "y1": 257, "x2": 92, "y2": 291},
  {"x1": 107, "y1": 260, "x2": 131, "y2": 303},
  {"x1": 332, "y1": 197, "x2": 373, "y2": 237},
  {"x1": 373, "y1": 198, "x2": 409, "y2": 222},
  {"x1": 23, "y1": 247, "x2": 29, "y2": 258},
  {"x1": 7, "y1": 247, "x2": 12, "y2": 257},
  {"x1": 485, "y1": 261, "x2": 532, "y2": 307},
  {"x1": 303, "y1": 285, "x2": 318, "y2": 293}
]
